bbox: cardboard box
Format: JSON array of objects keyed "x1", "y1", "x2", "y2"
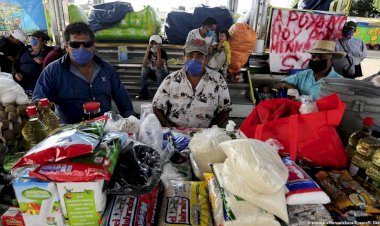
[
  {"x1": 12, "y1": 169, "x2": 65, "y2": 226},
  {"x1": 56, "y1": 180, "x2": 106, "y2": 226},
  {"x1": 1, "y1": 207, "x2": 25, "y2": 226}
]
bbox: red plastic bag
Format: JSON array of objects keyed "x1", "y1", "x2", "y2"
[{"x1": 240, "y1": 94, "x2": 348, "y2": 169}]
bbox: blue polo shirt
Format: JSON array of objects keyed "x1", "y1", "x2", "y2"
[
  {"x1": 32, "y1": 54, "x2": 134, "y2": 124},
  {"x1": 282, "y1": 68, "x2": 343, "y2": 100}
]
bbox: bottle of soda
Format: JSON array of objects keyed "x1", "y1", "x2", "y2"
[
  {"x1": 21, "y1": 106, "x2": 48, "y2": 150},
  {"x1": 83, "y1": 102, "x2": 102, "y2": 121},
  {"x1": 346, "y1": 117, "x2": 374, "y2": 157},
  {"x1": 39, "y1": 98, "x2": 60, "y2": 134}
]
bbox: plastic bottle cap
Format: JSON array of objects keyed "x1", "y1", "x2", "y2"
[
  {"x1": 83, "y1": 102, "x2": 101, "y2": 112},
  {"x1": 363, "y1": 117, "x2": 375, "y2": 126},
  {"x1": 26, "y1": 106, "x2": 38, "y2": 117},
  {"x1": 39, "y1": 98, "x2": 49, "y2": 108}
]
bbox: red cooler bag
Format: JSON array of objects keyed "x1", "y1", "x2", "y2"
[{"x1": 240, "y1": 94, "x2": 348, "y2": 169}]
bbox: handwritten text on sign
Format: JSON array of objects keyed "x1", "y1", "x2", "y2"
[{"x1": 269, "y1": 8, "x2": 347, "y2": 72}]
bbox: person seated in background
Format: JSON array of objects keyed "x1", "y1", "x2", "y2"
[
  {"x1": 14, "y1": 30, "x2": 53, "y2": 91},
  {"x1": 333, "y1": 21, "x2": 367, "y2": 79},
  {"x1": 43, "y1": 43, "x2": 65, "y2": 69},
  {"x1": 276, "y1": 40, "x2": 346, "y2": 100},
  {"x1": 186, "y1": 17, "x2": 218, "y2": 55},
  {"x1": 256, "y1": 84, "x2": 276, "y2": 103},
  {"x1": 218, "y1": 30, "x2": 231, "y2": 77},
  {"x1": 152, "y1": 38, "x2": 231, "y2": 128},
  {"x1": 136, "y1": 35, "x2": 169, "y2": 100},
  {"x1": 33, "y1": 22, "x2": 135, "y2": 124},
  {"x1": 0, "y1": 30, "x2": 27, "y2": 73}
]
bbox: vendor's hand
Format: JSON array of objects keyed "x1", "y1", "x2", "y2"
[
  {"x1": 275, "y1": 82, "x2": 285, "y2": 90},
  {"x1": 34, "y1": 57, "x2": 43, "y2": 64},
  {"x1": 15, "y1": 73, "x2": 23, "y2": 81}
]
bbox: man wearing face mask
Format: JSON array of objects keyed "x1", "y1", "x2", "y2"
[
  {"x1": 33, "y1": 22, "x2": 135, "y2": 124},
  {"x1": 136, "y1": 35, "x2": 168, "y2": 100},
  {"x1": 13, "y1": 30, "x2": 53, "y2": 91},
  {"x1": 276, "y1": 40, "x2": 346, "y2": 100},
  {"x1": 152, "y1": 38, "x2": 231, "y2": 128},
  {"x1": 186, "y1": 17, "x2": 218, "y2": 54},
  {"x1": 333, "y1": 21, "x2": 367, "y2": 79}
]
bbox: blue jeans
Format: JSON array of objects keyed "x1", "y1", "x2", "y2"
[{"x1": 139, "y1": 67, "x2": 168, "y2": 96}]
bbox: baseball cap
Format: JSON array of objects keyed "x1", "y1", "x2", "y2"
[
  {"x1": 184, "y1": 39, "x2": 208, "y2": 55},
  {"x1": 343, "y1": 21, "x2": 357, "y2": 29},
  {"x1": 10, "y1": 30, "x2": 27, "y2": 44},
  {"x1": 149, "y1": 35, "x2": 162, "y2": 44}
]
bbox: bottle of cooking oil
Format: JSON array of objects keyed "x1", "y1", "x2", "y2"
[
  {"x1": 22, "y1": 106, "x2": 48, "y2": 150},
  {"x1": 39, "y1": 98, "x2": 60, "y2": 133},
  {"x1": 350, "y1": 133, "x2": 380, "y2": 178},
  {"x1": 346, "y1": 117, "x2": 374, "y2": 157}
]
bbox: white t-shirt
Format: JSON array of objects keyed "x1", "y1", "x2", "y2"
[{"x1": 186, "y1": 29, "x2": 217, "y2": 48}]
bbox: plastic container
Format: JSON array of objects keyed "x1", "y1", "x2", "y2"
[
  {"x1": 21, "y1": 106, "x2": 48, "y2": 150},
  {"x1": 83, "y1": 102, "x2": 101, "y2": 121},
  {"x1": 39, "y1": 98, "x2": 60, "y2": 133}
]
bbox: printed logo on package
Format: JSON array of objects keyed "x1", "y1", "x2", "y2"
[{"x1": 165, "y1": 197, "x2": 190, "y2": 224}]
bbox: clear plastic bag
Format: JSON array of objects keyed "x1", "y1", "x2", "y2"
[
  {"x1": 188, "y1": 126, "x2": 231, "y2": 179},
  {"x1": 104, "y1": 111, "x2": 140, "y2": 134},
  {"x1": 299, "y1": 95, "x2": 318, "y2": 114},
  {"x1": 138, "y1": 113, "x2": 163, "y2": 155}
]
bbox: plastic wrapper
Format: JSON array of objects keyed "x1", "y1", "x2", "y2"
[
  {"x1": 208, "y1": 164, "x2": 281, "y2": 226},
  {"x1": 101, "y1": 186, "x2": 160, "y2": 226},
  {"x1": 138, "y1": 114, "x2": 163, "y2": 155},
  {"x1": 107, "y1": 139, "x2": 161, "y2": 194},
  {"x1": 188, "y1": 126, "x2": 231, "y2": 179},
  {"x1": 283, "y1": 157, "x2": 330, "y2": 205},
  {"x1": 159, "y1": 180, "x2": 212, "y2": 226},
  {"x1": 288, "y1": 204, "x2": 333, "y2": 226},
  {"x1": 299, "y1": 95, "x2": 318, "y2": 114},
  {"x1": 161, "y1": 135, "x2": 192, "y2": 187},
  {"x1": 104, "y1": 111, "x2": 140, "y2": 134},
  {"x1": 220, "y1": 139, "x2": 289, "y2": 223},
  {"x1": 162, "y1": 129, "x2": 191, "y2": 152},
  {"x1": 315, "y1": 170, "x2": 377, "y2": 211},
  {"x1": 12, "y1": 118, "x2": 106, "y2": 170},
  {"x1": 29, "y1": 132, "x2": 128, "y2": 182}
]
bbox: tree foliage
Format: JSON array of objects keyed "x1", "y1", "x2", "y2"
[{"x1": 350, "y1": 0, "x2": 380, "y2": 17}]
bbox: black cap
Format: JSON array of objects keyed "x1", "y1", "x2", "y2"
[
  {"x1": 344, "y1": 21, "x2": 357, "y2": 29},
  {"x1": 31, "y1": 30, "x2": 50, "y2": 41}
]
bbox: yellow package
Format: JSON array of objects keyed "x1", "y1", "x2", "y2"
[{"x1": 159, "y1": 180, "x2": 212, "y2": 226}]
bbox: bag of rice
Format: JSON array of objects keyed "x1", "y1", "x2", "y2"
[
  {"x1": 207, "y1": 164, "x2": 281, "y2": 226},
  {"x1": 282, "y1": 157, "x2": 331, "y2": 205},
  {"x1": 159, "y1": 180, "x2": 212, "y2": 226},
  {"x1": 188, "y1": 126, "x2": 231, "y2": 179},
  {"x1": 218, "y1": 139, "x2": 288, "y2": 194}
]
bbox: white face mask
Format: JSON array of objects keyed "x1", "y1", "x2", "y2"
[{"x1": 151, "y1": 46, "x2": 157, "y2": 53}]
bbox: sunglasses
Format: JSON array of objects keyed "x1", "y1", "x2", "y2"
[{"x1": 68, "y1": 41, "x2": 94, "y2": 48}]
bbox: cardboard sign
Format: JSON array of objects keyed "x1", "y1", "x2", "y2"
[{"x1": 269, "y1": 8, "x2": 347, "y2": 72}]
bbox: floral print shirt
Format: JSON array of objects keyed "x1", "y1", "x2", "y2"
[{"x1": 152, "y1": 67, "x2": 232, "y2": 128}]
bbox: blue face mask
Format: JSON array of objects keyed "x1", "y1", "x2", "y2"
[
  {"x1": 71, "y1": 48, "x2": 93, "y2": 65},
  {"x1": 185, "y1": 60, "x2": 203, "y2": 76},
  {"x1": 206, "y1": 30, "x2": 216, "y2": 37},
  {"x1": 30, "y1": 37, "x2": 38, "y2": 47}
]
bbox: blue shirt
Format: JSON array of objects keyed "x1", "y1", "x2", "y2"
[
  {"x1": 32, "y1": 54, "x2": 135, "y2": 124},
  {"x1": 282, "y1": 68, "x2": 343, "y2": 100}
]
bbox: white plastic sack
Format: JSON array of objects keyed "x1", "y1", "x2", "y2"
[
  {"x1": 188, "y1": 126, "x2": 231, "y2": 178},
  {"x1": 209, "y1": 164, "x2": 281, "y2": 226},
  {"x1": 222, "y1": 158, "x2": 289, "y2": 223},
  {"x1": 299, "y1": 95, "x2": 318, "y2": 114},
  {"x1": 218, "y1": 139, "x2": 288, "y2": 195}
]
